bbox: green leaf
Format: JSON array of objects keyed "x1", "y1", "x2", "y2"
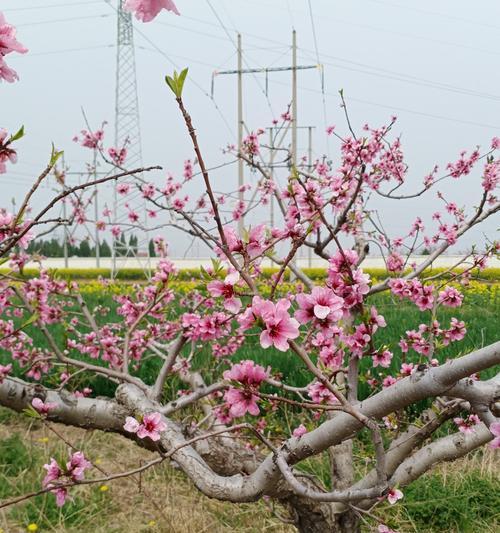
[
  {"x1": 10, "y1": 125, "x2": 25, "y2": 143},
  {"x1": 49, "y1": 144, "x2": 63, "y2": 167},
  {"x1": 20, "y1": 312, "x2": 39, "y2": 329},
  {"x1": 22, "y1": 406, "x2": 41, "y2": 419},
  {"x1": 177, "y1": 67, "x2": 189, "y2": 96},
  {"x1": 165, "y1": 75, "x2": 176, "y2": 95},
  {"x1": 165, "y1": 68, "x2": 189, "y2": 98}
]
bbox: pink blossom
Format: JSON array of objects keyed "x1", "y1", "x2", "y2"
[
  {"x1": 383, "y1": 376, "x2": 397, "y2": 388},
  {"x1": 223, "y1": 360, "x2": 268, "y2": 387},
  {"x1": 378, "y1": 525, "x2": 398, "y2": 533},
  {"x1": 489, "y1": 422, "x2": 500, "y2": 449},
  {"x1": 386, "y1": 252, "x2": 404, "y2": 273},
  {"x1": 224, "y1": 387, "x2": 260, "y2": 417},
  {"x1": 387, "y1": 488, "x2": 403, "y2": 504},
  {"x1": 123, "y1": 0, "x2": 180, "y2": 22},
  {"x1": 0, "y1": 363, "x2": 12, "y2": 383},
  {"x1": 292, "y1": 424, "x2": 307, "y2": 438},
  {"x1": 75, "y1": 128, "x2": 104, "y2": 149},
  {"x1": 445, "y1": 317, "x2": 466, "y2": 343},
  {"x1": 308, "y1": 381, "x2": 338, "y2": 404},
  {"x1": 247, "y1": 224, "x2": 266, "y2": 258},
  {"x1": 32, "y1": 397, "x2": 56, "y2": 416},
  {"x1": 0, "y1": 56, "x2": 19, "y2": 83},
  {"x1": 43, "y1": 458, "x2": 62, "y2": 488},
  {"x1": 0, "y1": 12, "x2": 28, "y2": 83},
  {"x1": 369, "y1": 306, "x2": 387, "y2": 331},
  {"x1": 295, "y1": 287, "x2": 344, "y2": 324},
  {"x1": 207, "y1": 271, "x2": 242, "y2": 313},
  {"x1": 66, "y1": 451, "x2": 92, "y2": 481},
  {"x1": 253, "y1": 298, "x2": 300, "y2": 352},
  {"x1": 117, "y1": 183, "x2": 130, "y2": 195},
  {"x1": 42, "y1": 451, "x2": 91, "y2": 507},
  {"x1": 183, "y1": 159, "x2": 193, "y2": 180},
  {"x1": 108, "y1": 146, "x2": 127, "y2": 165},
  {"x1": 454, "y1": 414, "x2": 480, "y2": 434},
  {"x1": 124, "y1": 412, "x2": 166, "y2": 441},
  {"x1": 400, "y1": 363, "x2": 414, "y2": 376},
  {"x1": 437, "y1": 286, "x2": 463, "y2": 308},
  {"x1": 372, "y1": 350, "x2": 393, "y2": 368}
]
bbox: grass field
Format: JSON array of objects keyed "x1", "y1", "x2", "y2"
[
  {"x1": 0, "y1": 409, "x2": 498, "y2": 533},
  {"x1": 0, "y1": 281, "x2": 499, "y2": 531}
]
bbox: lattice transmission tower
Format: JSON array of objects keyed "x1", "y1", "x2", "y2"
[{"x1": 112, "y1": 0, "x2": 148, "y2": 273}]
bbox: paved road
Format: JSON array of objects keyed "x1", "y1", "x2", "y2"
[{"x1": 23, "y1": 256, "x2": 500, "y2": 270}]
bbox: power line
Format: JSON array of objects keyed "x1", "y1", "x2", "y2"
[
  {"x1": 365, "y1": 0, "x2": 500, "y2": 32},
  {"x1": 298, "y1": 50, "x2": 500, "y2": 103},
  {"x1": 307, "y1": 0, "x2": 329, "y2": 154},
  {"x1": 17, "y1": 14, "x2": 112, "y2": 27},
  {"x1": 267, "y1": 77, "x2": 500, "y2": 130},
  {"x1": 157, "y1": 13, "x2": 500, "y2": 105},
  {"x1": 18, "y1": 44, "x2": 115, "y2": 57},
  {"x1": 3, "y1": 1, "x2": 103, "y2": 11}
]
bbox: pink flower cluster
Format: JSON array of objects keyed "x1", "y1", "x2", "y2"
[
  {"x1": 400, "y1": 318, "x2": 466, "y2": 356},
  {"x1": 239, "y1": 296, "x2": 300, "y2": 352},
  {"x1": 453, "y1": 414, "x2": 480, "y2": 434},
  {"x1": 389, "y1": 278, "x2": 435, "y2": 311},
  {"x1": 220, "y1": 224, "x2": 267, "y2": 260},
  {"x1": 0, "y1": 12, "x2": 28, "y2": 82},
  {"x1": 327, "y1": 250, "x2": 370, "y2": 309},
  {"x1": 242, "y1": 130, "x2": 263, "y2": 157},
  {"x1": 43, "y1": 451, "x2": 91, "y2": 506},
  {"x1": 124, "y1": 411, "x2": 167, "y2": 441},
  {"x1": 123, "y1": 0, "x2": 179, "y2": 22},
  {"x1": 446, "y1": 148, "x2": 480, "y2": 178},
  {"x1": 108, "y1": 146, "x2": 127, "y2": 165},
  {"x1": 74, "y1": 128, "x2": 104, "y2": 150},
  {"x1": 386, "y1": 251, "x2": 405, "y2": 273},
  {"x1": 181, "y1": 311, "x2": 231, "y2": 342},
  {"x1": 308, "y1": 381, "x2": 339, "y2": 404},
  {"x1": 222, "y1": 360, "x2": 268, "y2": 418}
]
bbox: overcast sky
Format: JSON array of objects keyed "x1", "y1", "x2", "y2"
[{"x1": 1, "y1": 0, "x2": 499, "y2": 256}]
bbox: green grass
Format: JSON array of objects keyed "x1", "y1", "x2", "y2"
[
  {"x1": 0, "y1": 412, "x2": 497, "y2": 532},
  {"x1": 3, "y1": 284, "x2": 499, "y2": 402},
  {"x1": 386, "y1": 463, "x2": 500, "y2": 532}
]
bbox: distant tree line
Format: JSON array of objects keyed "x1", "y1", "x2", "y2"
[{"x1": 26, "y1": 234, "x2": 156, "y2": 257}]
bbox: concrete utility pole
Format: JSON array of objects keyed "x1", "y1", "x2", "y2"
[
  {"x1": 307, "y1": 126, "x2": 314, "y2": 268},
  {"x1": 93, "y1": 150, "x2": 100, "y2": 268},
  {"x1": 268, "y1": 127, "x2": 276, "y2": 228},
  {"x1": 237, "y1": 33, "x2": 244, "y2": 237},
  {"x1": 292, "y1": 30, "x2": 297, "y2": 168},
  {"x1": 212, "y1": 31, "x2": 319, "y2": 234}
]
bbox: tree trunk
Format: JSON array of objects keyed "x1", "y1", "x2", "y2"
[{"x1": 287, "y1": 497, "x2": 360, "y2": 533}]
